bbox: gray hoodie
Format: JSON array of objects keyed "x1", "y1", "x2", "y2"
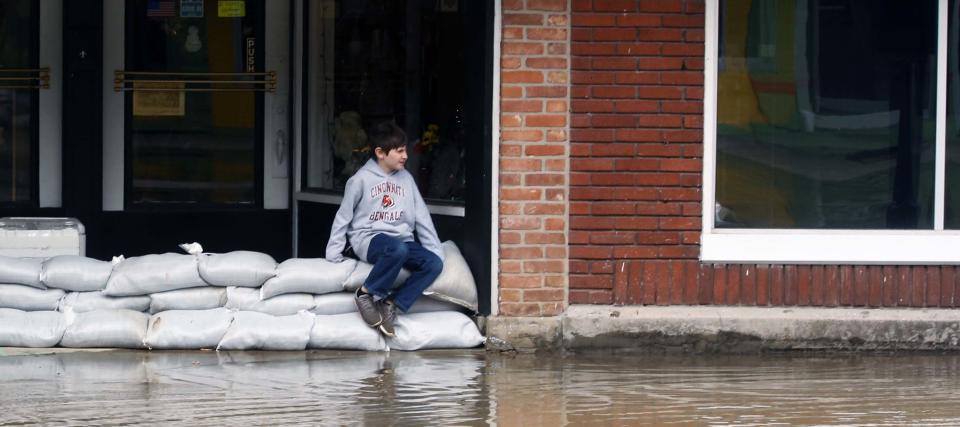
[{"x1": 325, "y1": 159, "x2": 444, "y2": 263}]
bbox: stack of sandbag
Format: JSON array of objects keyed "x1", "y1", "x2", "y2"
[{"x1": 0, "y1": 241, "x2": 484, "y2": 351}]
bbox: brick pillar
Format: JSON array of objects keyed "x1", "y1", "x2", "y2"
[
  {"x1": 499, "y1": 0, "x2": 571, "y2": 316},
  {"x1": 568, "y1": 0, "x2": 705, "y2": 306}
]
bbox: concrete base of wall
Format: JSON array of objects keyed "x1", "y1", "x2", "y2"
[{"x1": 486, "y1": 305, "x2": 960, "y2": 352}]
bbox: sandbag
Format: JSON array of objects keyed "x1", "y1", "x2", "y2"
[
  {"x1": 59, "y1": 291, "x2": 151, "y2": 313},
  {"x1": 0, "y1": 309, "x2": 66, "y2": 347},
  {"x1": 144, "y1": 308, "x2": 235, "y2": 349},
  {"x1": 310, "y1": 292, "x2": 357, "y2": 315},
  {"x1": 342, "y1": 263, "x2": 409, "y2": 292},
  {"x1": 0, "y1": 284, "x2": 65, "y2": 311},
  {"x1": 310, "y1": 292, "x2": 463, "y2": 316},
  {"x1": 408, "y1": 296, "x2": 467, "y2": 314},
  {"x1": 104, "y1": 253, "x2": 206, "y2": 296},
  {"x1": 260, "y1": 258, "x2": 356, "y2": 299},
  {"x1": 421, "y1": 242, "x2": 478, "y2": 312},
  {"x1": 343, "y1": 241, "x2": 478, "y2": 312},
  {"x1": 386, "y1": 311, "x2": 484, "y2": 351},
  {"x1": 150, "y1": 287, "x2": 227, "y2": 314},
  {"x1": 308, "y1": 312, "x2": 387, "y2": 351},
  {"x1": 198, "y1": 251, "x2": 277, "y2": 287},
  {"x1": 59, "y1": 309, "x2": 149, "y2": 348},
  {"x1": 0, "y1": 256, "x2": 44, "y2": 289},
  {"x1": 217, "y1": 311, "x2": 314, "y2": 350},
  {"x1": 225, "y1": 287, "x2": 315, "y2": 316},
  {"x1": 40, "y1": 255, "x2": 112, "y2": 292}
]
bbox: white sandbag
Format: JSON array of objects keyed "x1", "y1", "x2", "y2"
[
  {"x1": 308, "y1": 312, "x2": 387, "y2": 351},
  {"x1": 386, "y1": 311, "x2": 485, "y2": 351},
  {"x1": 408, "y1": 296, "x2": 466, "y2": 314},
  {"x1": 144, "y1": 308, "x2": 235, "y2": 349},
  {"x1": 217, "y1": 311, "x2": 314, "y2": 350},
  {"x1": 0, "y1": 256, "x2": 44, "y2": 289},
  {"x1": 422, "y1": 241, "x2": 478, "y2": 312},
  {"x1": 197, "y1": 251, "x2": 277, "y2": 287},
  {"x1": 310, "y1": 292, "x2": 462, "y2": 316},
  {"x1": 260, "y1": 258, "x2": 357, "y2": 299},
  {"x1": 0, "y1": 308, "x2": 66, "y2": 347},
  {"x1": 225, "y1": 287, "x2": 315, "y2": 316},
  {"x1": 59, "y1": 291, "x2": 151, "y2": 313},
  {"x1": 103, "y1": 253, "x2": 206, "y2": 296},
  {"x1": 342, "y1": 262, "x2": 410, "y2": 292},
  {"x1": 59, "y1": 309, "x2": 149, "y2": 348},
  {"x1": 310, "y1": 292, "x2": 356, "y2": 315},
  {"x1": 40, "y1": 255, "x2": 112, "y2": 292},
  {"x1": 149, "y1": 287, "x2": 227, "y2": 313},
  {"x1": 0, "y1": 284, "x2": 65, "y2": 311},
  {"x1": 342, "y1": 242, "x2": 478, "y2": 312}
]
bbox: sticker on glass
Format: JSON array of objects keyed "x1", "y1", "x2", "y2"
[
  {"x1": 218, "y1": 0, "x2": 245, "y2": 17},
  {"x1": 180, "y1": 0, "x2": 203, "y2": 18}
]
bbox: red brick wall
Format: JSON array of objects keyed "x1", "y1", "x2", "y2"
[
  {"x1": 569, "y1": 0, "x2": 705, "y2": 305},
  {"x1": 610, "y1": 263, "x2": 960, "y2": 308},
  {"x1": 499, "y1": 0, "x2": 571, "y2": 316},
  {"x1": 566, "y1": 0, "x2": 960, "y2": 309}
]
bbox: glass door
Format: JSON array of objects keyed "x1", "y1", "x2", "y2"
[
  {"x1": 0, "y1": 0, "x2": 39, "y2": 205},
  {"x1": 90, "y1": 0, "x2": 291, "y2": 259},
  {"x1": 121, "y1": 0, "x2": 265, "y2": 208}
]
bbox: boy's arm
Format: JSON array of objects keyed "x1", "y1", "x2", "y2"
[
  {"x1": 325, "y1": 177, "x2": 362, "y2": 262},
  {"x1": 413, "y1": 186, "x2": 445, "y2": 262}
]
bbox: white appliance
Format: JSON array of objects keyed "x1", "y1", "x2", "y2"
[{"x1": 0, "y1": 217, "x2": 86, "y2": 257}]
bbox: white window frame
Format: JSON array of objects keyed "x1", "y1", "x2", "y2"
[{"x1": 701, "y1": 0, "x2": 960, "y2": 264}]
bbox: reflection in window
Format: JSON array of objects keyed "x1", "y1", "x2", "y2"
[
  {"x1": 0, "y1": 0, "x2": 37, "y2": 204},
  {"x1": 716, "y1": 0, "x2": 936, "y2": 229},
  {"x1": 304, "y1": 0, "x2": 467, "y2": 202},
  {"x1": 126, "y1": 0, "x2": 262, "y2": 206},
  {"x1": 946, "y1": 0, "x2": 960, "y2": 227}
]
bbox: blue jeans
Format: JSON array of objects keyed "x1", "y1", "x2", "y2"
[{"x1": 363, "y1": 234, "x2": 443, "y2": 312}]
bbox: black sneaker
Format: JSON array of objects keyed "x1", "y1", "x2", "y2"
[
  {"x1": 355, "y1": 288, "x2": 382, "y2": 327},
  {"x1": 378, "y1": 300, "x2": 398, "y2": 337}
]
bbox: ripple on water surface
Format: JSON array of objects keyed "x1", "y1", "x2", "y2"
[{"x1": 1, "y1": 351, "x2": 960, "y2": 425}]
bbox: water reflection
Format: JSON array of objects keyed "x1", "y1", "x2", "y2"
[{"x1": 2, "y1": 351, "x2": 960, "y2": 425}]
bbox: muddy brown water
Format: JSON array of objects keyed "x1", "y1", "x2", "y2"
[{"x1": 1, "y1": 350, "x2": 960, "y2": 426}]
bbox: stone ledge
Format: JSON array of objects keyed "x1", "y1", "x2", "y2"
[
  {"x1": 488, "y1": 305, "x2": 960, "y2": 352},
  {"x1": 485, "y1": 316, "x2": 562, "y2": 352}
]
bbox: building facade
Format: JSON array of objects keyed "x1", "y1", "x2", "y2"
[{"x1": 3, "y1": 0, "x2": 959, "y2": 329}]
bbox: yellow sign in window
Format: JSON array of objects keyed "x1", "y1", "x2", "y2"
[{"x1": 218, "y1": 1, "x2": 245, "y2": 17}]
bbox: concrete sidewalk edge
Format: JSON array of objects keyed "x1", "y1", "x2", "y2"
[{"x1": 486, "y1": 305, "x2": 960, "y2": 352}]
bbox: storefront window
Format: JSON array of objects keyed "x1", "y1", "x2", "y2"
[
  {"x1": 715, "y1": 0, "x2": 937, "y2": 229},
  {"x1": 303, "y1": 0, "x2": 468, "y2": 202},
  {"x1": 125, "y1": 0, "x2": 263, "y2": 206},
  {"x1": 0, "y1": 0, "x2": 38, "y2": 204},
  {"x1": 946, "y1": 0, "x2": 960, "y2": 227}
]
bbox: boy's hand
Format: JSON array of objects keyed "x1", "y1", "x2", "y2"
[{"x1": 326, "y1": 255, "x2": 344, "y2": 263}]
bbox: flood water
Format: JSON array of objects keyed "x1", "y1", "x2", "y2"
[{"x1": 2, "y1": 349, "x2": 960, "y2": 426}]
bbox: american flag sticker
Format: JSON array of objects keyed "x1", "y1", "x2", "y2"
[{"x1": 147, "y1": 0, "x2": 177, "y2": 17}]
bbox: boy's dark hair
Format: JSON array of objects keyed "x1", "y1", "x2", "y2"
[{"x1": 368, "y1": 120, "x2": 407, "y2": 158}]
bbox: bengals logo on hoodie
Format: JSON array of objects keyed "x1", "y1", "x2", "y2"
[{"x1": 369, "y1": 181, "x2": 404, "y2": 222}]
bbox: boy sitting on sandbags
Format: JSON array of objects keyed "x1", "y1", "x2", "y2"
[{"x1": 325, "y1": 121, "x2": 445, "y2": 337}]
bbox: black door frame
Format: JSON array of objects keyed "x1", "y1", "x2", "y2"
[{"x1": 293, "y1": 0, "x2": 494, "y2": 315}]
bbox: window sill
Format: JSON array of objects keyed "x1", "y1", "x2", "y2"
[
  {"x1": 700, "y1": 230, "x2": 960, "y2": 265},
  {"x1": 294, "y1": 191, "x2": 466, "y2": 217}
]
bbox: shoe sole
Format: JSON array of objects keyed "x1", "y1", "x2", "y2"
[{"x1": 378, "y1": 324, "x2": 395, "y2": 337}]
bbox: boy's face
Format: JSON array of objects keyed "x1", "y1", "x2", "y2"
[{"x1": 375, "y1": 146, "x2": 408, "y2": 173}]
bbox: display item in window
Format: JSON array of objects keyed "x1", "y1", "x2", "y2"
[{"x1": 333, "y1": 111, "x2": 369, "y2": 184}]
